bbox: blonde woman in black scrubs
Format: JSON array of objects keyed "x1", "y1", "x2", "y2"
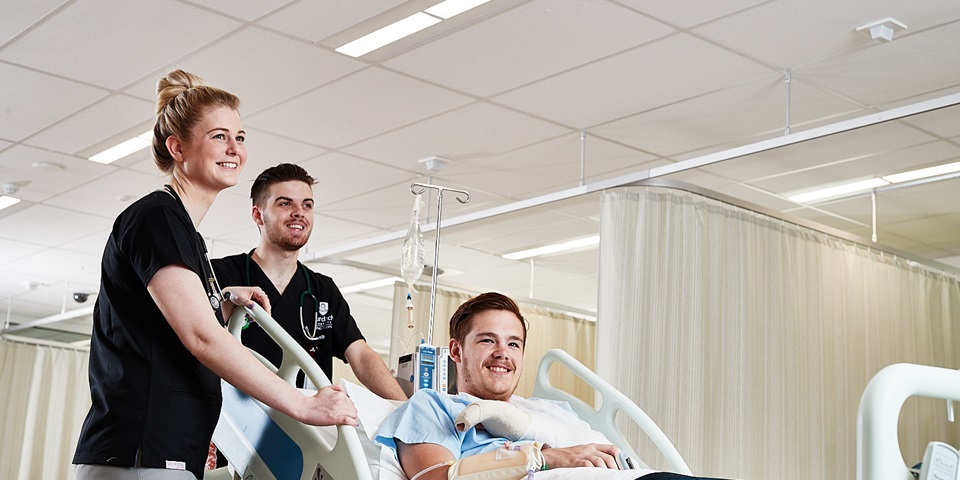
[{"x1": 73, "y1": 70, "x2": 357, "y2": 480}]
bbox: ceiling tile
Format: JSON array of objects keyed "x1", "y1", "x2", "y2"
[
  {"x1": 0, "y1": 0, "x2": 64, "y2": 45},
  {"x1": 437, "y1": 134, "x2": 657, "y2": 199},
  {"x1": 239, "y1": 128, "x2": 330, "y2": 186},
  {"x1": 694, "y1": 121, "x2": 939, "y2": 186},
  {"x1": 184, "y1": 0, "x2": 293, "y2": 21},
  {"x1": 321, "y1": 178, "x2": 505, "y2": 233},
  {"x1": 749, "y1": 139, "x2": 960, "y2": 194},
  {"x1": 300, "y1": 152, "x2": 418, "y2": 207},
  {"x1": 798, "y1": 21, "x2": 960, "y2": 106},
  {"x1": 4, "y1": 246, "x2": 101, "y2": 282},
  {"x1": 385, "y1": 0, "x2": 674, "y2": 97},
  {"x1": 256, "y1": 0, "x2": 405, "y2": 44},
  {"x1": 159, "y1": 26, "x2": 367, "y2": 115},
  {"x1": 0, "y1": 0, "x2": 242, "y2": 90},
  {"x1": 0, "y1": 204, "x2": 112, "y2": 247},
  {"x1": 613, "y1": 0, "x2": 767, "y2": 28},
  {"x1": 594, "y1": 75, "x2": 865, "y2": 158},
  {"x1": 0, "y1": 145, "x2": 118, "y2": 204},
  {"x1": 492, "y1": 33, "x2": 775, "y2": 129},
  {"x1": 0, "y1": 238, "x2": 47, "y2": 266},
  {"x1": 900, "y1": 102, "x2": 960, "y2": 139},
  {"x1": 711, "y1": 182, "x2": 803, "y2": 213},
  {"x1": 693, "y1": 0, "x2": 960, "y2": 69},
  {"x1": 304, "y1": 214, "x2": 386, "y2": 252},
  {"x1": 342, "y1": 102, "x2": 571, "y2": 168},
  {"x1": 0, "y1": 63, "x2": 107, "y2": 141},
  {"x1": 23, "y1": 94, "x2": 154, "y2": 156},
  {"x1": 42, "y1": 168, "x2": 166, "y2": 220},
  {"x1": 246, "y1": 67, "x2": 474, "y2": 149}
]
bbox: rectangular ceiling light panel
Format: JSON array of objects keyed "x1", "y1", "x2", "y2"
[{"x1": 336, "y1": 12, "x2": 441, "y2": 58}]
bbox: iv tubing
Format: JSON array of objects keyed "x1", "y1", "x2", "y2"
[{"x1": 410, "y1": 460, "x2": 455, "y2": 480}]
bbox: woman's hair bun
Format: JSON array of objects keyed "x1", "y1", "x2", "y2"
[{"x1": 155, "y1": 69, "x2": 208, "y2": 116}]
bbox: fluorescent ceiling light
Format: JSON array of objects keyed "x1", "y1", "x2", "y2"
[
  {"x1": 340, "y1": 276, "x2": 402, "y2": 294},
  {"x1": 425, "y1": 0, "x2": 492, "y2": 19},
  {"x1": 503, "y1": 235, "x2": 600, "y2": 261},
  {"x1": 0, "y1": 195, "x2": 22, "y2": 211},
  {"x1": 89, "y1": 131, "x2": 152, "y2": 164},
  {"x1": 882, "y1": 160, "x2": 960, "y2": 184},
  {"x1": 788, "y1": 178, "x2": 889, "y2": 203},
  {"x1": 336, "y1": 12, "x2": 441, "y2": 58}
]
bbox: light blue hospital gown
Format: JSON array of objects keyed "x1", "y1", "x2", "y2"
[{"x1": 375, "y1": 388, "x2": 609, "y2": 459}]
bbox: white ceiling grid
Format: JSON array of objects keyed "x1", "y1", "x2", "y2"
[{"x1": 1, "y1": 0, "x2": 959, "y2": 348}]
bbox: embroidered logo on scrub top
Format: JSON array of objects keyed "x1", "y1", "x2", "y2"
[{"x1": 318, "y1": 302, "x2": 328, "y2": 316}]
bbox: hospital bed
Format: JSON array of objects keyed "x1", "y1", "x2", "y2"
[
  {"x1": 211, "y1": 304, "x2": 692, "y2": 479},
  {"x1": 857, "y1": 363, "x2": 960, "y2": 480}
]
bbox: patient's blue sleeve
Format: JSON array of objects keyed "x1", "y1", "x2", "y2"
[{"x1": 375, "y1": 389, "x2": 508, "y2": 459}]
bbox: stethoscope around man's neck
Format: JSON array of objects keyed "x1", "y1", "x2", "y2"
[{"x1": 244, "y1": 251, "x2": 324, "y2": 341}]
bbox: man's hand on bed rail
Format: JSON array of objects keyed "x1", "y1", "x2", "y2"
[
  {"x1": 541, "y1": 443, "x2": 620, "y2": 469},
  {"x1": 294, "y1": 384, "x2": 358, "y2": 427}
]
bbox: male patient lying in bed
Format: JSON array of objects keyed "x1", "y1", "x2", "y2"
[{"x1": 375, "y1": 292, "x2": 730, "y2": 480}]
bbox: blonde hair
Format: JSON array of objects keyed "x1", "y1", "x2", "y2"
[{"x1": 152, "y1": 69, "x2": 241, "y2": 173}]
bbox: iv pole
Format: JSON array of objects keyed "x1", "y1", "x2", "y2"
[{"x1": 410, "y1": 182, "x2": 470, "y2": 344}]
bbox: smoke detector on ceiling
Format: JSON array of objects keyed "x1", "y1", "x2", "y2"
[
  {"x1": 856, "y1": 17, "x2": 907, "y2": 42},
  {"x1": 418, "y1": 156, "x2": 451, "y2": 172}
]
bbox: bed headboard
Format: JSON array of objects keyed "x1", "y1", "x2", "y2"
[{"x1": 857, "y1": 363, "x2": 960, "y2": 480}]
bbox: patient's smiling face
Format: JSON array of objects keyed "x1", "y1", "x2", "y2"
[{"x1": 450, "y1": 309, "x2": 525, "y2": 402}]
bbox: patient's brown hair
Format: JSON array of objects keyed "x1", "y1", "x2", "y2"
[{"x1": 448, "y1": 292, "x2": 528, "y2": 345}]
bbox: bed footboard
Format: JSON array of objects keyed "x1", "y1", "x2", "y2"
[{"x1": 532, "y1": 349, "x2": 692, "y2": 474}]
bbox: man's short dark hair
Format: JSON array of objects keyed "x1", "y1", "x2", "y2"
[
  {"x1": 250, "y1": 163, "x2": 317, "y2": 207},
  {"x1": 449, "y1": 292, "x2": 528, "y2": 344}
]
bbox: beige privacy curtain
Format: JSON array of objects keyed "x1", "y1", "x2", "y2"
[
  {"x1": 0, "y1": 338, "x2": 90, "y2": 480},
  {"x1": 597, "y1": 188, "x2": 960, "y2": 480},
  {"x1": 390, "y1": 282, "x2": 596, "y2": 401}
]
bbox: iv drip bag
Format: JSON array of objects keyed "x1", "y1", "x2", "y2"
[{"x1": 401, "y1": 194, "x2": 426, "y2": 290}]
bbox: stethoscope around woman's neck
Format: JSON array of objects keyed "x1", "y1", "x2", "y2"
[{"x1": 244, "y1": 251, "x2": 324, "y2": 341}]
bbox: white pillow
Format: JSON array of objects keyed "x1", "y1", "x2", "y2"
[{"x1": 339, "y1": 380, "x2": 407, "y2": 480}]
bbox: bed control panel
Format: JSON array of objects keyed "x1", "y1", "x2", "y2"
[
  {"x1": 920, "y1": 441, "x2": 960, "y2": 480},
  {"x1": 616, "y1": 452, "x2": 636, "y2": 470}
]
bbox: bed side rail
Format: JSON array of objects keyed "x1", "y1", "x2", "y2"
[
  {"x1": 213, "y1": 303, "x2": 371, "y2": 480},
  {"x1": 532, "y1": 348, "x2": 692, "y2": 474}
]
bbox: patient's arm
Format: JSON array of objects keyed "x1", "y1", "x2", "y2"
[
  {"x1": 396, "y1": 440, "x2": 455, "y2": 480},
  {"x1": 542, "y1": 443, "x2": 620, "y2": 469}
]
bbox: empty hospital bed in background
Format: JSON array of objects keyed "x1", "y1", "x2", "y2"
[
  {"x1": 857, "y1": 363, "x2": 960, "y2": 480},
  {"x1": 211, "y1": 304, "x2": 692, "y2": 480}
]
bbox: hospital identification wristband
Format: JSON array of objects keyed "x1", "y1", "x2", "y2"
[{"x1": 540, "y1": 444, "x2": 550, "y2": 470}]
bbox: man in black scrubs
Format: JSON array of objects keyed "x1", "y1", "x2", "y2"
[{"x1": 213, "y1": 163, "x2": 406, "y2": 400}]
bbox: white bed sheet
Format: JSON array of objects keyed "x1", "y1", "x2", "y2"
[{"x1": 340, "y1": 380, "x2": 659, "y2": 480}]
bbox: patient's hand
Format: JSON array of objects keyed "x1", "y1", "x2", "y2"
[
  {"x1": 455, "y1": 399, "x2": 532, "y2": 440},
  {"x1": 542, "y1": 443, "x2": 619, "y2": 469},
  {"x1": 297, "y1": 384, "x2": 358, "y2": 426}
]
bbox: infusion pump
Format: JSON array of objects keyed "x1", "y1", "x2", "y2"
[{"x1": 396, "y1": 343, "x2": 457, "y2": 398}]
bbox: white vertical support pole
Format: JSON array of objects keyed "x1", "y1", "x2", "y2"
[
  {"x1": 580, "y1": 131, "x2": 587, "y2": 187},
  {"x1": 871, "y1": 190, "x2": 878, "y2": 243},
  {"x1": 784, "y1": 69, "x2": 792, "y2": 136}
]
